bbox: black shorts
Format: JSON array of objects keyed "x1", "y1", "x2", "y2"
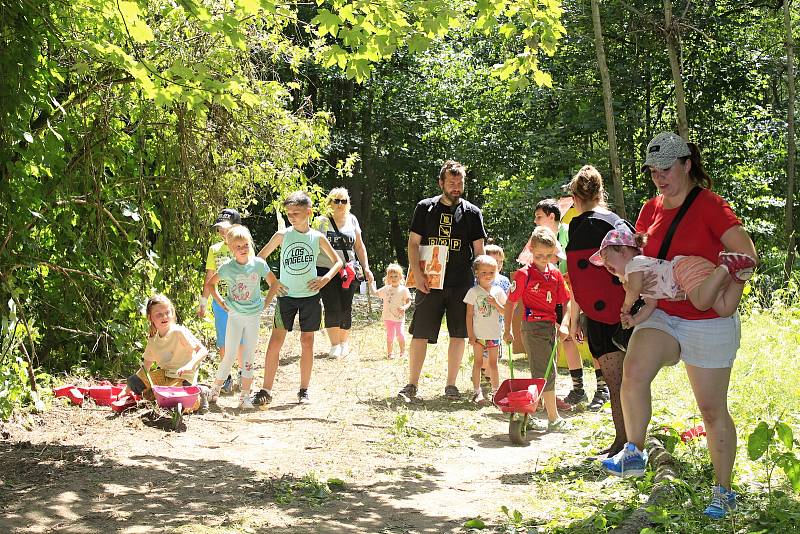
[
  {"x1": 318, "y1": 267, "x2": 357, "y2": 330},
  {"x1": 274, "y1": 295, "x2": 322, "y2": 332},
  {"x1": 584, "y1": 315, "x2": 623, "y2": 357},
  {"x1": 409, "y1": 286, "x2": 470, "y2": 342}
]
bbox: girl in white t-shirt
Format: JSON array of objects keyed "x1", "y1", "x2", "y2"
[
  {"x1": 124, "y1": 294, "x2": 209, "y2": 411},
  {"x1": 371, "y1": 264, "x2": 412, "y2": 358},
  {"x1": 464, "y1": 255, "x2": 507, "y2": 404}
]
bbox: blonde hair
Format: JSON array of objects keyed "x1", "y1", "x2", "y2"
[
  {"x1": 484, "y1": 244, "x2": 505, "y2": 260},
  {"x1": 384, "y1": 263, "x2": 405, "y2": 284},
  {"x1": 145, "y1": 294, "x2": 175, "y2": 337},
  {"x1": 225, "y1": 225, "x2": 255, "y2": 255},
  {"x1": 567, "y1": 165, "x2": 607, "y2": 206},
  {"x1": 472, "y1": 254, "x2": 498, "y2": 273},
  {"x1": 529, "y1": 226, "x2": 558, "y2": 249}
]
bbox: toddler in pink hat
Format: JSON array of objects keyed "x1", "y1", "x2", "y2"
[{"x1": 591, "y1": 220, "x2": 756, "y2": 327}]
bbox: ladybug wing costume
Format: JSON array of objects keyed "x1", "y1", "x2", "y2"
[{"x1": 566, "y1": 211, "x2": 626, "y2": 325}]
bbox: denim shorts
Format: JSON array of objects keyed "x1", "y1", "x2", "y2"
[{"x1": 633, "y1": 308, "x2": 741, "y2": 369}]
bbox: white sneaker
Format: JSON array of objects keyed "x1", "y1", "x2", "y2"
[
  {"x1": 329, "y1": 344, "x2": 342, "y2": 359},
  {"x1": 340, "y1": 342, "x2": 351, "y2": 356},
  {"x1": 238, "y1": 396, "x2": 254, "y2": 410}
]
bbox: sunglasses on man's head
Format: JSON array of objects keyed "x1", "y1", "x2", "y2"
[{"x1": 331, "y1": 198, "x2": 348, "y2": 204}]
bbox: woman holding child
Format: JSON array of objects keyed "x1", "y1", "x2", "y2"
[
  {"x1": 602, "y1": 133, "x2": 757, "y2": 520},
  {"x1": 314, "y1": 188, "x2": 374, "y2": 358},
  {"x1": 565, "y1": 165, "x2": 628, "y2": 457}
]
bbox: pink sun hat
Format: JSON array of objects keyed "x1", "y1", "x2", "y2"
[{"x1": 589, "y1": 221, "x2": 640, "y2": 267}]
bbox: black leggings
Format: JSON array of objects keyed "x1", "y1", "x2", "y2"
[{"x1": 318, "y1": 266, "x2": 357, "y2": 330}]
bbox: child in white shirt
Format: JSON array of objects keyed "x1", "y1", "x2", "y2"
[{"x1": 464, "y1": 255, "x2": 507, "y2": 404}]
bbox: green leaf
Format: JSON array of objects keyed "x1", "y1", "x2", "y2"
[
  {"x1": 119, "y1": 1, "x2": 154, "y2": 43},
  {"x1": 128, "y1": 20, "x2": 155, "y2": 43},
  {"x1": 407, "y1": 34, "x2": 431, "y2": 54},
  {"x1": 236, "y1": 0, "x2": 261, "y2": 15},
  {"x1": 776, "y1": 422, "x2": 794, "y2": 450},
  {"x1": 748, "y1": 421, "x2": 773, "y2": 461},
  {"x1": 499, "y1": 23, "x2": 517, "y2": 38},
  {"x1": 778, "y1": 454, "x2": 800, "y2": 491},
  {"x1": 312, "y1": 9, "x2": 342, "y2": 37},
  {"x1": 533, "y1": 69, "x2": 553, "y2": 88},
  {"x1": 463, "y1": 518, "x2": 486, "y2": 529},
  {"x1": 338, "y1": 3, "x2": 355, "y2": 23}
]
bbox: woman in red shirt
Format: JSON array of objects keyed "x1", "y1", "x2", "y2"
[{"x1": 602, "y1": 133, "x2": 758, "y2": 520}]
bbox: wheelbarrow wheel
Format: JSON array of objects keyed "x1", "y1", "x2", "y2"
[
  {"x1": 171, "y1": 403, "x2": 183, "y2": 430},
  {"x1": 508, "y1": 413, "x2": 529, "y2": 445}
]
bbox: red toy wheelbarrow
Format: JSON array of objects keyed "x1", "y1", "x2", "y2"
[
  {"x1": 142, "y1": 368, "x2": 200, "y2": 430},
  {"x1": 493, "y1": 341, "x2": 557, "y2": 445}
]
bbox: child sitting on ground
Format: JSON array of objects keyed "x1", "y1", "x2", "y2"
[
  {"x1": 205, "y1": 225, "x2": 286, "y2": 409},
  {"x1": 465, "y1": 254, "x2": 507, "y2": 404},
  {"x1": 125, "y1": 294, "x2": 209, "y2": 412},
  {"x1": 503, "y1": 227, "x2": 571, "y2": 431},
  {"x1": 371, "y1": 263, "x2": 412, "y2": 359},
  {"x1": 252, "y1": 191, "x2": 342, "y2": 407},
  {"x1": 589, "y1": 219, "x2": 757, "y2": 328}
]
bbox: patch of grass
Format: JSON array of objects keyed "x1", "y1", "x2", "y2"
[
  {"x1": 265, "y1": 472, "x2": 345, "y2": 507},
  {"x1": 474, "y1": 309, "x2": 800, "y2": 533}
]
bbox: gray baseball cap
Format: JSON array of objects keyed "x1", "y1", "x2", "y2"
[{"x1": 641, "y1": 132, "x2": 691, "y2": 172}]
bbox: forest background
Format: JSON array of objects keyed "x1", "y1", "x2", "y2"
[{"x1": 0, "y1": 0, "x2": 797, "y2": 419}]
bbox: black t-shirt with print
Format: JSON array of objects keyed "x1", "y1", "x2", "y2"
[{"x1": 409, "y1": 196, "x2": 487, "y2": 288}]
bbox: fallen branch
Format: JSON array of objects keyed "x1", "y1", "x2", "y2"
[{"x1": 611, "y1": 436, "x2": 678, "y2": 533}]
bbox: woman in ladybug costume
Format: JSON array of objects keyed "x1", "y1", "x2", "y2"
[{"x1": 565, "y1": 165, "x2": 627, "y2": 457}]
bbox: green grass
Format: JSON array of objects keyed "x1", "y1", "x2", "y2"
[{"x1": 480, "y1": 309, "x2": 800, "y2": 533}]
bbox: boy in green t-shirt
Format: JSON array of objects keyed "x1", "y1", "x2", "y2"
[{"x1": 252, "y1": 191, "x2": 342, "y2": 406}]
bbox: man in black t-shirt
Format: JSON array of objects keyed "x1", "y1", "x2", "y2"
[{"x1": 398, "y1": 160, "x2": 487, "y2": 402}]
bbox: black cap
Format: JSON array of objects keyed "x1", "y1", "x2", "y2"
[{"x1": 212, "y1": 208, "x2": 241, "y2": 228}]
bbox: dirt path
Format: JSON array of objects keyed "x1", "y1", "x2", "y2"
[{"x1": 0, "y1": 318, "x2": 604, "y2": 533}]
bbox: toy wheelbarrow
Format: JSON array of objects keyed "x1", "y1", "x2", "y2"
[
  {"x1": 493, "y1": 341, "x2": 557, "y2": 445},
  {"x1": 142, "y1": 368, "x2": 200, "y2": 430}
]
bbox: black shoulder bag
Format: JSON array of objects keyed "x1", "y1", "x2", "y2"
[{"x1": 612, "y1": 186, "x2": 702, "y2": 351}]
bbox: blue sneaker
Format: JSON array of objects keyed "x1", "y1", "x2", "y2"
[
  {"x1": 703, "y1": 485, "x2": 737, "y2": 519},
  {"x1": 601, "y1": 442, "x2": 648, "y2": 478}
]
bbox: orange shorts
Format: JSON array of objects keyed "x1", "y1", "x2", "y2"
[{"x1": 673, "y1": 256, "x2": 716, "y2": 295}]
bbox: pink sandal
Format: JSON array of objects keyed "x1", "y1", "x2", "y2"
[{"x1": 718, "y1": 252, "x2": 756, "y2": 282}]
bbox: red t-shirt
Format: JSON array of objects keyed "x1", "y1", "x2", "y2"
[
  {"x1": 508, "y1": 264, "x2": 570, "y2": 323},
  {"x1": 636, "y1": 188, "x2": 741, "y2": 320}
]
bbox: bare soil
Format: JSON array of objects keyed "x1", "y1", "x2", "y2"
[{"x1": 0, "y1": 302, "x2": 605, "y2": 533}]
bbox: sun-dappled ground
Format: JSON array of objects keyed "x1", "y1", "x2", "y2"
[{"x1": 1, "y1": 299, "x2": 799, "y2": 533}]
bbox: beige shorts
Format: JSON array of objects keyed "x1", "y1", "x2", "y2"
[{"x1": 520, "y1": 321, "x2": 557, "y2": 392}]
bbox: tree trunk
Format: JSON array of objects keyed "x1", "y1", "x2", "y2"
[
  {"x1": 359, "y1": 84, "x2": 375, "y2": 246},
  {"x1": 784, "y1": 0, "x2": 797, "y2": 281},
  {"x1": 591, "y1": 0, "x2": 626, "y2": 218},
  {"x1": 386, "y1": 178, "x2": 406, "y2": 267},
  {"x1": 664, "y1": 0, "x2": 689, "y2": 140}
]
